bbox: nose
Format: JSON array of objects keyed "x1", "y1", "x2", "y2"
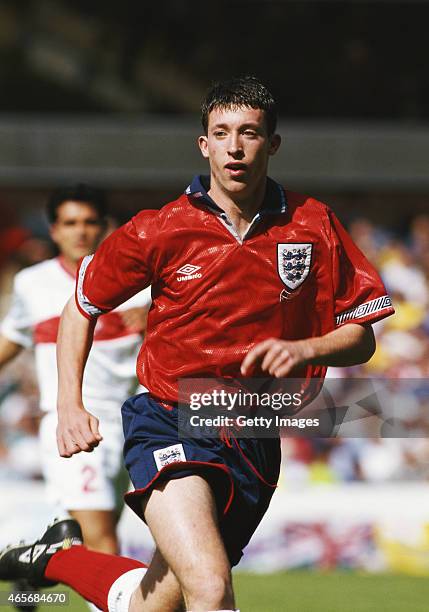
[
  {"x1": 227, "y1": 133, "x2": 244, "y2": 158},
  {"x1": 76, "y1": 222, "x2": 88, "y2": 238}
]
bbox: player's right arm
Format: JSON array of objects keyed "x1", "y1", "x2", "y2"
[
  {"x1": 0, "y1": 334, "x2": 23, "y2": 368},
  {"x1": 0, "y1": 270, "x2": 33, "y2": 368},
  {"x1": 57, "y1": 213, "x2": 155, "y2": 458},
  {"x1": 56, "y1": 297, "x2": 102, "y2": 458}
]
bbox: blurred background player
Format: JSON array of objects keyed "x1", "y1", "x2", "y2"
[{"x1": 0, "y1": 184, "x2": 151, "y2": 609}]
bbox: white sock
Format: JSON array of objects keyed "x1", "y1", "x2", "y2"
[{"x1": 107, "y1": 568, "x2": 147, "y2": 612}]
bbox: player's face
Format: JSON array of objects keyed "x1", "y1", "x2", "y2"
[
  {"x1": 50, "y1": 201, "x2": 104, "y2": 264},
  {"x1": 198, "y1": 106, "x2": 281, "y2": 201}
]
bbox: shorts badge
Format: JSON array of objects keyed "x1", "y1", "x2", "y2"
[
  {"x1": 277, "y1": 243, "x2": 312, "y2": 291},
  {"x1": 153, "y1": 443, "x2": 186, "y2": 471}
]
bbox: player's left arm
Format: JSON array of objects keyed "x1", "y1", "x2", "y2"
[{"x1": 240, "y1": 322, "x2": 375, "y2": 378}]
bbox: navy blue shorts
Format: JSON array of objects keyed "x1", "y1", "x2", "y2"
[{"x1": 122, "y1": 393, "x2": 281, "y2": 566}]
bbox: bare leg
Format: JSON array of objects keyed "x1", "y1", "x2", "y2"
[
  {"x1": 69, "y1": 510, "x2": 119, "y2": 554},
  {"x1": 140, "y1": 474, "x2": 234, "y2": 612},
  {"x1": 130, "y1": 548, "x2": 184, "y2": 612},
  {"x1": 71, "y1": 509, "x2": 185, "y2": 611}
]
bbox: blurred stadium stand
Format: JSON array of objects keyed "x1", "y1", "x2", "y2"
[
  {"x1": 1, "y1": 118, "x2": 429, "y2": 192},
  {"x1": 0, "y1": 0, "x2": 428, "y2": 118}
]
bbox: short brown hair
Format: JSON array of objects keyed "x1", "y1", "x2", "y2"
[{"x1": 201, "y1": 76, "x2": 277, "y2": 136}]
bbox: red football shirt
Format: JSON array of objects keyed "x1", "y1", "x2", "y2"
[{"x1": 76, "y1": 176, "x2": 394, "y2": 403}]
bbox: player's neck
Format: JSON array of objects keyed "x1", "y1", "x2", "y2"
[
  {"x1": 58, "y1": 255, "x2": 78, "y2": 276},
  {"x1": 208, "y1": 178, "x2": 267, "y2": 238}
]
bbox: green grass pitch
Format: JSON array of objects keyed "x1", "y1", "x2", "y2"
[
  {"x1": 3, "y1": 572, "x2": 429, "y2": 611},
  {"x1": 234, "y1": 571, "x2": 429, "y2": 611}
]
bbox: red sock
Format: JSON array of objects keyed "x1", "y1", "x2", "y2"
[{"x1": 45, "y1": 546, "x2": 147, "y2": 611}]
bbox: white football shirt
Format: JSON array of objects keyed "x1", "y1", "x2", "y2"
[{"x1": 1, "y1": 257, "x2": 151, "y2": 415}]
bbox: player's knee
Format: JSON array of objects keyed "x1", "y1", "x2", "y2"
[
  {"x1": 71, "y1": 511, "x2": 119, "y2": 554},
  {"x1": 84, "y1": 530, "x2": 119, "y2": 554},
  {"x1": 182, "y1": 571, "x2": 233, "y2": 608},
  {"x1": 82, "y1": 529, "x2": 119, "y2": 555}
]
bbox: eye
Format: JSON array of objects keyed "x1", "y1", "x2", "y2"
[
  {"x1": 243, "y1": 130, "x2": 257, "y2": 138},
  {"x1": 213, "y1": 130, "x2": 227, "y2": 138}
]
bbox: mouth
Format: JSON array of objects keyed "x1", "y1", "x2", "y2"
[{"x1": 224, "y1": 162, "x2": 247, "y2": 177}]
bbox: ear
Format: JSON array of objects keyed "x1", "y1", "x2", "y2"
[
  {"x1": 268, "y1": 133, "x2": 281, "y2": 156},
  {"x1": 198, "y1": 135, "x2": 210, "y2": 159},
  {"x1": 49, "y1": 223, "x2": 58, "y2": 245}
]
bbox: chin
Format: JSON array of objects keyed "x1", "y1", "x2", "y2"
[
  {"x1": 224, "y1": 179, "x2": 248, "y2": 193},
  {"x1": 73, "y1": 249, "x2": 90, "y2": 260}
]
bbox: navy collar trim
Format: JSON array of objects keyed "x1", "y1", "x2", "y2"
[{"x1": 185, "y1": 175, "x2": 288, "y2": 216}]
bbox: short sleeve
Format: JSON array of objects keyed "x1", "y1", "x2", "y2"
[
  {"x1": 76, "y1": 211, "x2": 158, "y2": 320},
  {"x1": 1, "y1": 275, "x2": 33, "y2": 347},
  {"x1": 327, "y1": 210, "x2": 395, "y2": 327}
]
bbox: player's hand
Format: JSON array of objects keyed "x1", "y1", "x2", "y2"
[
  {"x1": 56, "y1": 408, "x2": 103, "y2": 458},
  {"x1": 119, "y1": 307, "x2": 149, "y2": 334},
  {"x1": 241, "y1": 337, "x2": 314, "y2": 378}
]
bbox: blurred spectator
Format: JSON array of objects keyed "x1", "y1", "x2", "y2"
[
  {"x1": 356, "y1": 438, "x2": 405, "y2": 483},
  {"x1": 381, "y1": 248, "x2": 428, "y2": 307},
  {"x1": 410, "y1": 214, "x2": 429, "y2": 259},
  {"x1": 349, "y1": 218, "x2": 389, "y2": 265}
]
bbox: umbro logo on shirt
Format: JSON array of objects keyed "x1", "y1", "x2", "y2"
[{"x1": 176, "y1": 264, "x2": 202, "y2": 282}]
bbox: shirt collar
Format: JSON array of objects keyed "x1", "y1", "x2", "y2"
[{"x1": 185, "y1": 175, "x2": 288, "y2": 216}]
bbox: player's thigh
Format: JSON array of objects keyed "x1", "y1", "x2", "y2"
[
  {"x1": 39, "y1": 411, "x2": 126, "y2": 512},
  {"x1": 143, "y1": 474, "x2": 231, "y2": 583}
]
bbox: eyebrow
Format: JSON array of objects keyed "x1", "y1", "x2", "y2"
[{"x1": 211, "y1": 122, "x2": 261, "y2": 130}]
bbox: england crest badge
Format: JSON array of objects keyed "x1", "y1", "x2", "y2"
[{"x1": 277, "y1": 243, "x2": 312, "y2": 291}]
